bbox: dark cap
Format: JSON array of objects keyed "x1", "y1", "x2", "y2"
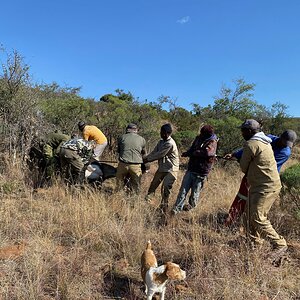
[
  {"x1": 78, "y1": 121, "x2": 86, "y2": 131},
  {"x1": 126, "y1": 123, "x2": 138, "y2": 130},
  {"x1": 240, "y1": 119, "x2": 261, "y2": 130},
  {"x1": 280, "y1": 130, "x2": 297, "y2": 147}
]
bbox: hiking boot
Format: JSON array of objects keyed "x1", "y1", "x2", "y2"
[
  {"x1": 183, "y1": 204, "x2": 193, "y2": 212},
  {"x1": 145, "y1": 195, "x2": 152, "y2": 203},
  {"x1": 268, "y1": 246, "x2": 288, "y2": 266},
  {"x1": 270, "y1": 245, "x2": 288, "y2": 259},
  {"x1": 171, "y1": 208, "x2": 179, "y2": 216},
  {"x1": 227, "y1": 235, "x2": 248, "y2": 249},
  {"x1": 216, "y1": 212, "x2": 230, "y2": 225}
]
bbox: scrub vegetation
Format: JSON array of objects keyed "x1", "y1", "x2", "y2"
[{"x1": 0, "y1": 48, "x2": 299, "y2": 299}]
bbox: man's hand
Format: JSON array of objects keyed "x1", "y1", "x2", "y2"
[
  {"x1": 223, "y1": 153, "x2": 234, "y2": 160},
  {"x1": 141, "y1": 163, "x2": 150, "y2": 174},
  {"x1": 192, "y1": 150, "x2": 201, "y2": 156}
]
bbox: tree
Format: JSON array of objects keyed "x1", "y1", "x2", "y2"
[
  {"x1": 130, "y1": 102, "x2": 161, "y2": 153},
  {"x1": 212, "y1": 78, "x2": 262, "y2": 120},
  {"x1": 0, "y1": 48, "x2": 39, "y2": 160},
  {"x1": 115, "y1": 89, "x2": 135, "y2": 102},
  {"x1": 95, "y1": 91, "x2": 137, "y2": 155},
  {"x1": 267, "y1": 102, "x2": 289, "y2": 135},
  {"x1": 207, "y1": 116, "x2": 244, "y2": 155},
  {"x1": 37, "y1": 83, "x2": 94, "y2": 133},
  {"x1": 189, "y1": 78, "x2": 273, "y2": 154},
  {"x1": 96, "y1": 91, "x2": 162, "y2": 155}
]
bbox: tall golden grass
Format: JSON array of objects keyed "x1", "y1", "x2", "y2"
[{"x1": 0, "y1": 156, "x2": 299, "y2": 300}]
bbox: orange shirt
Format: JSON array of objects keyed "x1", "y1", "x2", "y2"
[{"x1": 83, "y1": 125, "x2": 107, "y2": 145}]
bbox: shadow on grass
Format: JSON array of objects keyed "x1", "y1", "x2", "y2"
[{"x1": 102, "y1": 269, "x2": 143, "y2": 300}]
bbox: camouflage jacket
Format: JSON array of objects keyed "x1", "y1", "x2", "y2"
[{"x1": 61, "y1": 138, "x2": 94, "y2": 164}]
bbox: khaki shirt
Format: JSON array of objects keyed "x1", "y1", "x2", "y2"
[
  {"x1": 240, "y1": 139, "x2": 281, "y2": 193},
  {"x1": 146, "y1": 137, "x2": 179, "y2": 172}
]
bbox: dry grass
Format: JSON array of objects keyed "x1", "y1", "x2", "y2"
[{"x1": 0, "y1": 158, "x2": 299, "y2": 300}]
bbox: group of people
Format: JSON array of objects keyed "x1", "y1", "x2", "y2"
[
  {"x1": 223, "y1": 120, "x2": 297, "y2": 262},
  {"x1": 32, "y1": 118, "x2": 297, "y2": 262},
  {"x1": 115, "y1": 123, "x2": 219, "y2": 218},
  {"x1": 115, "y1": 119, "x2": 297, "y2": 262},
  {"x1": 30, "y1": 121, "x2": 108, "y2": 186}
]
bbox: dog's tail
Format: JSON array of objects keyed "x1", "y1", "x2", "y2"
[{"x1": 146, "y1": 240, "x2": 152, "y2": 250}]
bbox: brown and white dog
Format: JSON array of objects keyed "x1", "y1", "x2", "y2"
[{"x1": 141, "y1": 240, "x2": 186, "y2": 300}]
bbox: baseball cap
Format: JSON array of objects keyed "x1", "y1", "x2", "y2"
[
  {"x1": 280, "y1": 130, "x2": 297, "y2": 147},
  {"x1": 240, "y1": 119, "x2": 261, "y2": 130},
  {"x1": 126, "y1": 123, "x2": 138, "y2": 130},
  {"x1": 78, "y1": 121, "x2": 86, "y2": 131}
]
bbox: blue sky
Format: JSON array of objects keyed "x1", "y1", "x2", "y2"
[{"x1": 1, "y1": 0, "x2": 300, "y2": 116}]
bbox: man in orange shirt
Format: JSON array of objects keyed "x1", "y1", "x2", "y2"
[{"x1": 78, "y1": 121, "x2": 108, "y2": 161}]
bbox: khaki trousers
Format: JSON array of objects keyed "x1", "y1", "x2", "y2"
[
  {"x1": 93, "y1": 142, "x2": 108, "y2": 160},
  {"x1": 146, "y1": 171, "x2": 177, "y2": 212},
  {"x1": 246, "y1": 189, "x2": 287, "y2": 249},
  {"x1": 60, "y1": 148, "x2": 84, "y2": 185},
  {"x1": 116, "y1": 161, "x2": 142, "y2": 193}
]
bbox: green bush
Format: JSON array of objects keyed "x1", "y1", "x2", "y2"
[
  {"x1": 280, "y1": 163, "x2": 300, "y2": 190},
  {"x1": 280, "y1": 164, "x2": 300, "y2": 218},
  {"x1": 173, "y1": 130, "x2": 197, "y2": 150}
]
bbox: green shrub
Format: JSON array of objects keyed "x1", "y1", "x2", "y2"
[
  {"x1": 280, "y1": 164, "x2": 300, "y2": 218},
  {"x1": 0, "y1": 180, "x2": 23, "y2": 194},
  {"x1": 173, "y1": 130, "x2": 197, "y2": 150},
  {"x1": 280, "y1": 163, "x2": 300, "y2": 190}
]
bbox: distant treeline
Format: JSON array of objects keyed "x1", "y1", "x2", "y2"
[{"x1": 0, "y1": 48, "x2": 299, "y2": 162}]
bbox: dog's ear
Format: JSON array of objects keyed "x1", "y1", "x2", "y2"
[
  {"x1": 165, "y1": 262, "x2": 186, "y2": 280},
  {"x1": 165, "y1": 262, "x2": 179, "y2": 279}
]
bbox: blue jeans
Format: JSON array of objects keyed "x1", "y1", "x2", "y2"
[{"x1": 173, "y1": 171, "x2": 206, "y2": 212}]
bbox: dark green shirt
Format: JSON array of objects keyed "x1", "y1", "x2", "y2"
[
  {"x1": 117, "y1": 132, "x2": 146, "y2": 164},
  {"x1": 43, "y1": 132, "x2": 70, "y2": 158}
]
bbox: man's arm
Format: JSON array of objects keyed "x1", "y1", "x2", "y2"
[
  {"x1": 82, "y1": 128, "x2": 89, "y2": 141},
  {"x1": 233, "y1": 148, "x2": 243, "y2": 160},
  {"x1": 223, "y1": 148, "x2": 243, "y2": 160},
  {"x1": 275, "y1": 148, "x2": 291, "y2": 172},
  {"x1": 141, "y1": 138, "x2": 147, "y2": 156},
  {"x1": 144, "y1": 141, "x2": 172, "y2": 163},
  {"x1": 181, "y1": 138, "x2": 197, "y2": 157}
]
